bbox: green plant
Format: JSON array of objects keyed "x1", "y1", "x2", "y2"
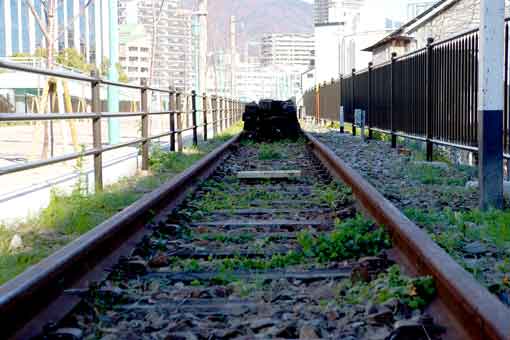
[
  {"x1": 297, "y1": 216, "x2": 391, "y2": 262},
  {"x1": 258, "y1": 144, "x2": 282, "y2": 160}
]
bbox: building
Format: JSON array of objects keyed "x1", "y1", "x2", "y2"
[
  {"x1": 314, "y1": 0, "x2": 366, "y2": 83},
  {"x1": 407, "y1": 1, "x2": 439, "y2": 20},
  {"x1": 119, "y1": 24, "x2": 151, "y2": 85},
  {"x1": 261, "y1": 33, "x2": 314, "y2": 69},
  {"x1": 0, "y1": 0, "x2": 111, "y2": 66},
  {"x1": 118, "y1": 0, "x2": 193, "y2": 90},
  {"x1": 235, "y1": 62, "x2": 302, "y2": 102},
  {"x1": 364, "y1": 0, "x2": 510, "y2": 65},
  {"x1": 314, "y1": 0, "x2": 332, "y2": 25}
]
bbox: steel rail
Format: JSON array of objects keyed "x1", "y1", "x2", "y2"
[
  {"x1": 304, "y1": 131, "x2": 510, "y2": 340},
  {"x1": 0, "y1": 133, "x2": 241, "y2": 339}
]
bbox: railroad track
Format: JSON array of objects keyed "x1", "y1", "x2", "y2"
[{"x1": 1, "y1": 133, "x2": 509, "y2": 339}]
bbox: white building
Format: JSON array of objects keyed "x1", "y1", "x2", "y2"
[
  {"x1": 119, "y1": 24, "x2": 151, "y2": 85},
  {"x1": 234, "y1": 62, "x2": 302, "y2": 102},
  {"x1": 118, "y1": 0, "x2": 193, "y2": 90},
  {"x1": 314, "y1": 0, "x2": 366, "y2": 84},
  {"x1": 0, "y1": 0, "x2": 111, "y2": 66},
  {"x1": 261, "y1": 33, "x2": 314, "y2": 69}
]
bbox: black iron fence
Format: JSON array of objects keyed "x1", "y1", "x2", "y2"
[
  {"x1": 302, "y1": 21, "x2": 510, "y2": 159},
  {"x1": 0, "y1": 59, "x2": 244, "y2": 191}
]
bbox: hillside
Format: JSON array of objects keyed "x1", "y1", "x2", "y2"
[{"x1": 183, "y1": 0, "x2": 314, "y2": 51}]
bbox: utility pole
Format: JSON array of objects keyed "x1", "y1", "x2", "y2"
[
  {"x1": 108, "y1": 0, "x2": 120, "y2": 144},
  {"x1": 478, "y1": 0, "x2": 505, "y2": 209},
  {"x1": 230, "y1": 16, "x2": 237, "y2": 98},
  {"x1": 198, "y1": 0, "x2": 208, "y2": 98}
]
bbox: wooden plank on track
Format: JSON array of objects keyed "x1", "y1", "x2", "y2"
[{"x1": 236, "y1": 170, "x2": 301, "y2": 179}]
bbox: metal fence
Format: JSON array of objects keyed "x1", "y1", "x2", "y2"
[
  {"x1": 302, "y1": 21, "x2": 510, "y2": 160},
  {"x1": 0, "y1": 59, "x2": 244, "y2": 191}
]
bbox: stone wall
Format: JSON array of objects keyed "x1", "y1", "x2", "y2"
[{"x1": 409, "y1": 0, "x2": 510, "y2": 48}]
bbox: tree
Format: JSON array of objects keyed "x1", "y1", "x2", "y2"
[{"x1": 56, "y1": 48, "x2": 93, "y2": 72}]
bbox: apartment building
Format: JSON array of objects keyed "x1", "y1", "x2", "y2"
[
  {"x1": 261, "y1": 33, "x2": 314, "y2": 69},
  {"x1": 118, "y1": 0, "x2": 193, "y2": 90}
]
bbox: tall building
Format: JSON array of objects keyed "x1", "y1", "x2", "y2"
[
  {"x1": 314, "y1": 0, "x2": 332, "y2": 25},
  {"x1": 119, "y1": 24, "x2": 151, "y2": 85},
  {"x1": 314, "y1": 0, "x2": 365, "y2": 25},
  {"x1": 261, "y1": 33, "x2": 314, "y2": 69},
  {"x1": 0, "y1": 0, "x2": 110, "y2": 66},
  {"x1": 118, "y1": 0, "x2": 193, "y2": 90}
]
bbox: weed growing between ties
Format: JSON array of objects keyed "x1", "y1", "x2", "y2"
[
  {"x1": 405, "y1": 207, "x2": 510, "y2": 305},
  {"x1": 340, "y1": 265, "x2": 436, "y2": 310},
  {"x1": 170, "y1": 216, "x2": 391, "y2": 273},
  {"x1": 0, "y1": 124, "x2": 243, "y2": 285}
]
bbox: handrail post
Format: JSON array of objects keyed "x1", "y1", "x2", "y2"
[
  {"x1": 219, "y1": 96, "x2": 224, "y2": 132},
  {"x1": 141, "y1": 80, "x2": 149, "y2": 171},
  {"x1": 203, "y1": 92, "x2": 208, "y2": 141},
  {"x1": 352, "y1": 68, "x2": 356, "y2": 137},
  {"x1": 425, "y1": 38, "x2": 434, "y2": 161},
  {"x1": 191, "y1": 91, "x2": 198, "y2": 145},
  {"x1": 176, "y1": 91, "x2": 183, "y2": 152},
  {"x1": 212, "y1": 95, "x2": 218, "y2": 136},
  {"x1": 226, "y1": 98, "x2": 231, "y2": 128},
  {"x1": 169, "y1": 87, "x2": 176, "y2": 152},
  {"x1": 390, "y1": 52, "x2": 397, "y2": 148},
  {"x1": 367, "y1": 62, "x2": 373, "y2": 140},
  {"x1": 91, "y1": 70, "x2": 103, "y2": 192}
]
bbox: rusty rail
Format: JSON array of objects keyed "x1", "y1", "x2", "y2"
[
  {"x1": 304, "y1": 131, "x2": 510, "y2": 340},
  {"x1": 0, "y1": 134, "x2": 241, "y2": 339}
]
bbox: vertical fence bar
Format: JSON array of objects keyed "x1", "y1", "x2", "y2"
[
  {"x1": 339, "y1": 75, "x2": 344, "y2": 133},
  {"x1": 176, "y1": 91, "x2": 183, "y2": 152},
  {"x1": 351, "y1": 68, "x2": 356, "y2": 136},
  {"x1": 390, "y1": 53, "x2": 397, "y2": 148},
  {"x1": 169, "y1": 88, "x2": 176, "y2": 152},
  {"x1": 141, "y1": 81, "x2": 149, "y2": 171},
  {"x1": 91, "y1": 71, "x2": 103, "y2": 192},
  {"x1": 203, "y1": 93, "x2": 208, "y2": 141},
  {"x1": 426, "y1": 38, "x2": 434, "y2": 161},
  {"x1": 191, "y1": 90, "x2": 198, "y2": 146},
  {"x1": 367, "y1": 62, "x2": 373, "y2": 139}
]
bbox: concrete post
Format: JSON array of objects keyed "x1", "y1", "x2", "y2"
[{"x1": 478, "y1": 0, "x2": 505, "y2": 209}]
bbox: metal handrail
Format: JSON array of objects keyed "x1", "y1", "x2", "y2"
[{"x1": 0, "y1": 61, "x2": 246, "y2": 191}]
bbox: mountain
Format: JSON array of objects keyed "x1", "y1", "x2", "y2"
[{"x1": 183, "y1": 0, "x2": 314, "y2": 52}]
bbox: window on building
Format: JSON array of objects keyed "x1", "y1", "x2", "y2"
[{"x1": 129, "y1": 46, "x2": 138, "y2": 52}]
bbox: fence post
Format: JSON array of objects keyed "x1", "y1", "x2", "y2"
[
  {"x1": 176, "y1": 91, "x2": 183, "y2": 152},
  {"x1": 390, "y1": 52, "x2": 397, "y2": 148},
  {"x1": 169, "y1": 87, "x2": 176, "y2": 152},
  {"x1": 203, "y1": 93, "x2": 208, "y2": 141},
  {"x1": 351, "y1": 68, "x2": 356, "y2": 136},
  {"x1": 478, "y1": 0, "x2": 504, "y2": 210},
  {"x1": 367, "y1": 62, "x2": 373, "y2": 140},
  {"x1": 191, "y1": 90, "x2": 198, "y2": 146},
  {"x1": 212, "y1": 95, "x2": 218, "y2": 136},
  {"x1": 339, "y1": 74, "x2": 344, "y2": 133},
  {"x1": 425, "y1": 38, "x2": 434, "y2": 161},
  {"x1": 91, "y1": 70, "x2": 103, "y2": 192},
  {"x1": 141, "y1": 80, "x2": 149, "y2": 171}
]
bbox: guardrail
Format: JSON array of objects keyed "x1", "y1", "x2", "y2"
[
  {"x1": 302, "y1": 19, "x2": 510, "y2": 160},
  {"x1": 0, "y1": 59, "x2": 245, "y2": 191}
]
